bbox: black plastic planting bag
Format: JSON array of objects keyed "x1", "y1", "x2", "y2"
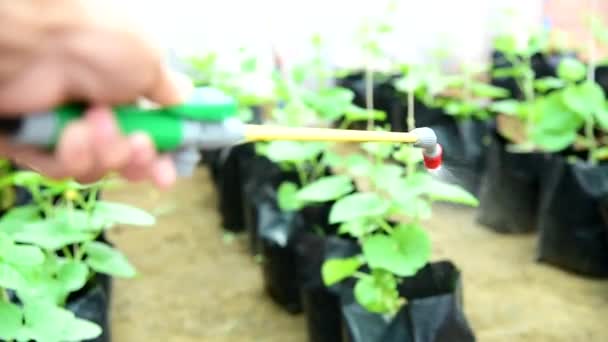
[
  {"x1": 241, "y1": 157, "x2": 293, "y2": 255},
  {"x1": 66, "y1": 274, "x2": 112, "y2": 342},
  {"x1": 296, "y1": 234, "x2": 359, "y2": 342},
  {"x1": 476, "y1": 133, "x2": 551, "y2": 233},
  {"x1": 259, "y1": 198, "x2": 304, "y2": 313},
  {"x1": 259, "y1": 191, "x2": 342, "y2": 315},
  {"x1": 213, "y1": 143, "x2": 257, "y2": 232},
  {"x1": 294, "y1": 203, "x2": 358, "y2": 342},
  {"x1": 536, "y1": 157, "x2": 608, "y2": 277},
  {"x1": 5, "y1": 273, "x2": 112, "y2": 342},
  {"x1": 341, "y1": 261, "x2": 475, "y2": 342}
]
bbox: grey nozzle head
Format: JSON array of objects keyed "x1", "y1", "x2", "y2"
[
  {"x1": 410, "y1": 127, "x2": 439, "y2": 156},
  {"x1": 172, "y1": 147, "x2": 201, "y2": 177}
]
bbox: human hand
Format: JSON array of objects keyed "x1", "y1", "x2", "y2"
[{"x1": 0, "y1": 0, "x2": 191, "y2": 188}]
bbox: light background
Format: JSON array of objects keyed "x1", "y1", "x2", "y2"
[{"x1": 109, "y1": 0, "x2": 546, "y2": 72}]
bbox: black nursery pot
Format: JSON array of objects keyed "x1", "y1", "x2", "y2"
[
  {"x1": 5, "y1": 273, "x2": 112, "y2": 342},
  {"x1": 66, "y1": 273, "x2": 113, "y2": 342},
  {"x1": 241, "y1": 156, "x2": 294, "y2": 255},
  {"x1": 296, "y1": 233, "x2": 360, "y2": 342},
  {"x1": 340, "y1": 261, "x2": 476, "y2": 342},
  {"x1": 536, "y1": 156, "x2": 608, "y2": 277},
  {"x1": 476, "y1": 132, "x2": 552, "y2": 233},
  {"x1": 259, "y1": 199, "x2": 340, "y2": 315},
  {"x1": 212, "y1": 143, "x2": 257, "y2": 233},
  {"x1": 259, "y1": 200, "x2": 305, "y2": 314}
]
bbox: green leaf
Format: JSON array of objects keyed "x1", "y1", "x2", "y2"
[
  {"x1": 398, "y1": 198, "x2": 433, "y2": 220},
  {"x1": 562, "y1": 82, "x2": 605, "y2": 120},
  {"x1": 534, "y1": 77, "x2": 566, "y2": 92},
  {"x1": 84, "y1": 241, "x2": 136, "y2": 278},
  {"x1": 329, "y1": 193, "x2": 390, "y2": 224},
  {"x1": 557, "y1": 57, "x2": 587, "y2": 82},
  {"x1": 0, "y1": 263, "x2": 23, "y2": 289},
  {"x1": 303, "y1": 87, "x2": 355, "y2": 120},
  {"x1": 492, "y1": 67, "x2": 520, "y2": 79},
  {"x1": 296, "y1": 175, "x2": 354, "y2": 203},
  {"x1": 493, "y1": 35, "x2": 518, "y2": 54},
  {"x1": 594, "y1": 105, "x2": 608, "y2": 130},
  {"x1": 344, "y1": 105, "x2": 386, "y2": 122},
  {"x1": 425, "y1": 180, "x2": 479, "y2": 206},
  {"x1": 264, "y1": 141, "x2": 325, "y2": 163},
  {"x1": 361, "y1": 142, "x2": 395, "y2": 160},
  {"x1": 371, "y1": 164, "x2": 404, "y2": 191},
  {"x1": 57, "y1": 260, "x2": 88, "y2": 292},
  {"x1": 0, "y1": 301, "x2": 23, "y2": 340},
  {"x1": 489, "y1": 99, "x2": 520, "y2": 115},
  {"x1": 53, "y1": 207, "x2": 105, "y2": 232},
  {"x1": 362, "y1": 225, "x2": 431, "y2": 277},
  {"x1": 531, "y1": 129, "x2": 578, "y2": 152},
  {"x1": 354, "y1": 269, "x2": 400, "y2": 314},
  {"x1": 64, "y1": 315, "x2": 103, "y2": 341},
  {"x1": 393, "y1": 145, "x2": 424, "y2": 165},
  {"x1": 11, "y1": 171, "x2": 43, "y2": 187},
  {"x1": 346, "y1": 154, "x2": 373, "y2": 176},
  {"x1": 471, "y1": 83, "x2": 510, "y2": 98},
  {"x1": 12, "y1": 219, "x2": 95, "y2": 251},
  {"x1": 322, "y1": 257, "x2": 363, "y2": 286},
  {"x1": 529, "y1": 91, "x2": 584, "y2": 152},
  {"x1": 0, "y1": 205, "x2": 40, "y2": 236},
  {"x1": 23, "y1": 303, "x2": 102, "y2": 342},
  {"x1": 338, "y1": 218, "x2": 378, "y2": 238},
  {"x1": 537, "y1": 92, "x2": 584, "y2": 131},
  {"x1": 93, "y1": 201, "x2": 156, "y2": 226},
  {"x1": 2, "y1": 244, "x2": 45, "y2": 266},
  {"x1": 277, "y1": 182, "x2": 303, "y2": 211}
]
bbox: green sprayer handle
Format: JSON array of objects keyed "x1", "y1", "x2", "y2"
[{"x1": 9, "y1": 87, "x2": 241, "y2": 153}]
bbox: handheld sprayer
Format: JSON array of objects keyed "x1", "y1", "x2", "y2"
[{"x1": 0, "y1": 87, "x2": 443, "y2": 175}]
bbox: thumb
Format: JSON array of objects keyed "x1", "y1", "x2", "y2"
[{"x1": 145, "y1": 65, "x2": 194, "y2": 106}]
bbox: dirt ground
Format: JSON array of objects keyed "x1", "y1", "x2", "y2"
[{"x1": 103, "y1": 166, "x2": 608, "y2": 342}]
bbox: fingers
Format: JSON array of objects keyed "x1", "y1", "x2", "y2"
[
  {"x1": 119, "y1": 132, "x2": 156, "y2": 182},
  {"x1": 145, "y1": 66, "x2": 193, "y2": 106},
  {"x1": 7, "y1": 105, "x2": 178, "y2": 188},
  {"x1": 150, "y1": 155, "x2": 176, "y2": 189}
]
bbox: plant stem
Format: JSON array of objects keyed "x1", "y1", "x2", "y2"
[
  {"x1": 376, "y1": 218, "x2": 394, "y2": 234},
  {"x1": 296, "y1": 164, "x2": 308, "y2": 186},
  {"x1": 87, "y1": 185, "x2": 100, "y2": 212},
  {"x1": 62, "y1": 246, "x2": 73, "y2": 259},
  {"x1": 365, "y1": 60, "x2": 375, "y2": 130},
  {"x1": 338, "y1": 118, "x2": 352, "y2": 130},
  {"x1": 586, "y1": 118, "x2": 598, "y2": 165},
  {"x1": 407, "y1": 89, "x2": 415, "y2": 131}
]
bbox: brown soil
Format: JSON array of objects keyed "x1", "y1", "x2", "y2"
[{"x1": 104, "y1": 167, "x2": 608, "y2": 342}]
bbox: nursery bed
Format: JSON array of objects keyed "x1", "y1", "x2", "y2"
[{"x1": 103, "y1": 167, "x2": 608, "y2": 342}]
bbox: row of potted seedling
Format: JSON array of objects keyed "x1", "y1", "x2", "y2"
[{"x1": 197, "y1": 14, "x2": 608, "y2": 342}]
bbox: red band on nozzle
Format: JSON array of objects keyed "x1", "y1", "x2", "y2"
[{"x1": 423, "y1": 144, "x2": 443, "y2": 170}]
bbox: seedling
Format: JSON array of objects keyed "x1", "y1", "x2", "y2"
[
  {"x1": 321, "y1": 101, "x2": 477, "y2": 316},
  {"x1": 0, "y1": 172, "x2": 155, "y2": 341}
]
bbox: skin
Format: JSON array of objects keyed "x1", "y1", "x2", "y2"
[{"x1": 0, "y1": 0, "x2": 191, "y2": 188}]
